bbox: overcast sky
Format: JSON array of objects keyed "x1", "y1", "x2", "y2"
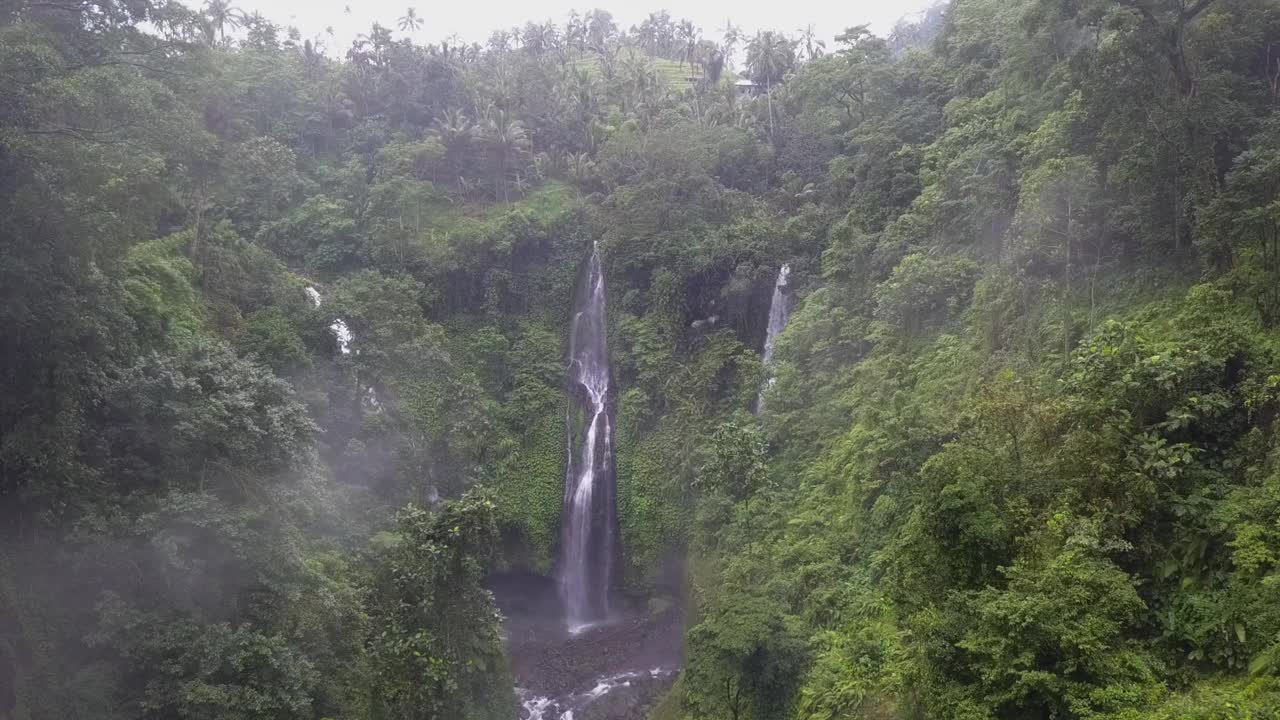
[{"x1": 202, "y1": 0, "x2": 940, "y2": 57}]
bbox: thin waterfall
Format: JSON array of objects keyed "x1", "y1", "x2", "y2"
[
  {"x1": 305, "y1": 286, "x2": 353, "y2": 354},
  {"x1": 558, "y1": 244, "x2": 618, "y2": 633},
  {"x1": 308, "y1": 286, "x2": 377, "y2": 412},
  {"x1": 756, "y1": 264, "x2": 792, "y2": 413}
]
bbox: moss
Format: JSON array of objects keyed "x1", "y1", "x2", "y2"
[
  {"x1": 646, "y1": 676, "x2": 689, "y2": 720},
  {"x1": 489, "y1": 413, "x2": 565, "y2": 573},
  {"x1": 511, "y1": 181, "x2": 576, "y2": 223},
  {"x1": 616, "y1": 415, "x2": 693, "y2": 594},
  {"x1": 120, "y1": 234, "x2": 205, "y2": 349},
  {"x1": 414, "y1": 180, "x2": 578, "y2": 241}
]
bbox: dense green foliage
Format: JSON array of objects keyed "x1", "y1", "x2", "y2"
[
  {"x1": 4, "y1": 0, "x2": 1280, "y2": 718},
  {"x1": 679, "y1": 1, "x2": 1280, "y2": 718}
]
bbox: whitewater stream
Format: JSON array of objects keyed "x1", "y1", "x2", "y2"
[{"x1": 517, "y1": 667, "x2": 675, "y2": 720}]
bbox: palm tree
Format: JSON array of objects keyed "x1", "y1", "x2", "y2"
[
  {"x1": 678, "y1": 20, "x2": 699, "y2": 71},
  {"x1": 441, "y1": 33, "x2": 464, "y2": 58},
  {"x1": 745, "y1": 31, "x2": 795, "y2": 139},
  {"x1": 520, "y1": 21, "x2": 558, "y2": 55},
  {"x1": 397, "y1": 7, "x2": 422, "y2": 34},
  {"x1": 347, "y1": 37, "x2": 372, "y2": 71},
  {"x1": 544, "y1": 22, "x2": 562, "y2": 53},
  {"x1": 566, "y1": 10, "x2": 586, "y2": 51},
  {"x1": 365, "y1": 24, "x2": 393, "y2": 67},
  {"x1": 237, "y1": 10, "x2": 270, "y2": 47},
  {"x1": 598, "y1": 44, "x2": 619, "y2": 82},
  {"x1": 435, "y1": 108, "x2": 474, "y2": 189},
  {"x1": 479, "y1": 107, "x2": 529, "y2": 202},
  {"x1": 635, "y1": 14, "x2": 657, "y2": 55},
  {"x1": 798, "y1": 24, "x2": 825, "y2": 62},
  {"x1": 203, "y1": 0, "x2": 244, "y2": 44},
  {"x1": 586, "y1": 9, "x2": 616, "y2": 51},
  {"x1": 721, "y1": 19, "x2": 742, "y2": 68},
  {"x1": 701, "y1": 45, "x2": 725, "y2": 85},
  {"x1": 488, "y1": 30, "x2": 512, "y2": 54},
  {"x1": 568, "y1": 66, "x2": 601, "y2": 150},
  {"x1": 567, "y1": 152, "x2": 596, "y2": 186},
  {"x1": 621, "y1": 55, "x2": 662, "y2": 125}
]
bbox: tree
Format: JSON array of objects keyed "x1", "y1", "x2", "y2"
[
  {"x1": 397, "y1": 7, "x2": 422, "y2": 34},
  {"x1": 1103, "y1": 0, "x2": 1219, "y2": 96},
  {"x1": 585, "y1": 8, "x2": 617, "y2": 50},
  {"x1": 93, "y1": 340, "x2": 316, "y2": 497},
  {"x1": 367, "y1": 493, "x2": 515, "y2": 720},
  {"x1": 1199, "y1": 119, "x2": 1280, "y2": 325},
  {"x1": 798, "y1": 24, "x2": 825, "y2": 62},
  {"x1": 699, "y1": 421, "x2": 768, "y2": 504},
  {"x1": 789, "y1": 25, "x2": 891, "y2": 129},
  {"x1": 745, "y1": 30, "x2": 795, "y2": 139},
  {"x1": 721, "y1": 19, "x2": 742, "y2": 68},
  {"x1": 478, "y1": 107, "x2": 530, "y2": 202},
  {"x1": 202, "y1": 0, "x2": 244, "y2": 44},
  {"x1": 684, "y1": 592, "x2": 808, "y2": 720},
  {"x1": 679, "y1": 19, "x2": 700, "y2": 70},
  {"x1": 435, "y1": 107, "x2": 476, "y2": 187},
  {"x1": 92, "y1": 594, "x2": 325, "y2": 720},
  {"x1": 1013, "y1": 156, "x2": 1101, "y2": 353}
]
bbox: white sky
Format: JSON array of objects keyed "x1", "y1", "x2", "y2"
[{"x1": 201, "y1": 0, "x2": 939, "y2": 57}]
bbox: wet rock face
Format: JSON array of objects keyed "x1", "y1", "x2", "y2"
[{"x1": 0, "y1": 646, "x2": 14, "y2": 716}]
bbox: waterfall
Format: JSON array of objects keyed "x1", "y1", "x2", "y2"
[
  {"x1": 308, "y1": 286, "x2": 378, "y2": 407},
  {"x1": 558, "y1": 244, "x2": 618, "y2": 634},
  {"x1": 305, "y1": 286, "x2": 353, "y2": 355},
  {"x1": 756, "y1": 264, "x2": 792, "y2": 412}
]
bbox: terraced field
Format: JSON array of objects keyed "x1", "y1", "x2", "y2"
[{"x1": 567, "y1": 48, "x2": 704, "y2": 91}]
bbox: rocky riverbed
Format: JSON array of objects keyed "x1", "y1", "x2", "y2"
[{"x1": 489, "y1": 573, "x2": 684, "y2": 720}]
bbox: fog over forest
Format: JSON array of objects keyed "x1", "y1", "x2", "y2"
[{"x1": 180, "y1": 0, "x2": 940, "y2": 56}]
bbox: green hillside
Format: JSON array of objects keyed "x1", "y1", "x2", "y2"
[{"x1": 5, "y1": 1, "x2": 1280, "y2": 719}]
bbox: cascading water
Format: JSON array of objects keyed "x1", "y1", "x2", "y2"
[
  {"x1": 305, "y1": 286, "x2": 353, "y2": 354},
  {"x1": 308, "y1": 286, "x2": 379, "y2": 411},
  {"x1": 557, "y1": 244, "x2": 618, "y2": 634},
  {"x1": 756, "y1": 264, "x2": 792, "y2": 412}
]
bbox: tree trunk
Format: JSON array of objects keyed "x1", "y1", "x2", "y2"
[
  {"x1": 1172, "y1": 165, "x2": 1181, "y2": 251},
  {"x1": 1064, "y1": 198, "x2": 1073, "y2": 357},
  {"x1": 765, "y1": 79, "x2": 775, "y2": 141}
]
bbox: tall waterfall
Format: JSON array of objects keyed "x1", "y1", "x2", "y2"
[
  {"x1": 558, "y1": 244, "x2": 618, "y2": 633},
  {"x1": 756, "y1": 264, "x2": 792, "y2": 412}
]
